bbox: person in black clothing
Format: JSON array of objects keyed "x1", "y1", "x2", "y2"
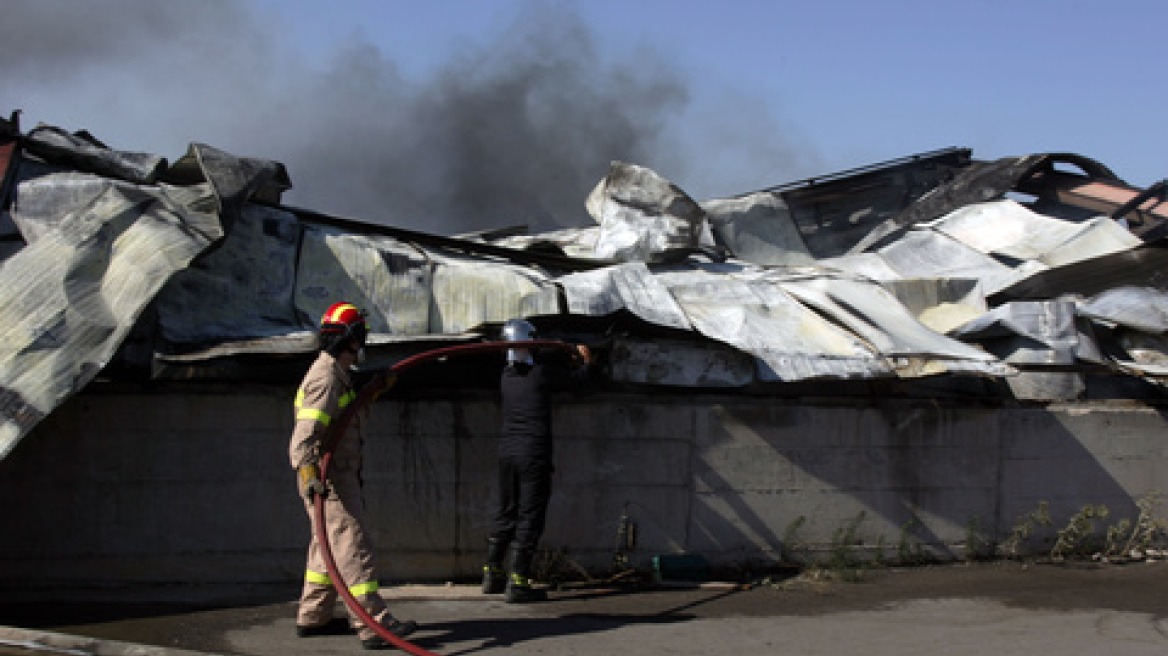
[{"x1": 482, "y1": 318, "x2": 591, "y2": 603}]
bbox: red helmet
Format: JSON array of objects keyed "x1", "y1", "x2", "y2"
[{"x1": 319, "y1": 302, "x2": 368, "y2": 353}]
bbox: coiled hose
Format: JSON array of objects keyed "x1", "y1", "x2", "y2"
[{"x1": 312, "y1": 340, "x2": 577, "y2": 654}]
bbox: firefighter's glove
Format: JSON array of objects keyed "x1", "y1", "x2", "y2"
[
  {"x1": 574, "y1": 344, "x2": 593, "y2": 365},
  {"x1": 298, "y1": 463, "x2": 327, "y2": 501}
]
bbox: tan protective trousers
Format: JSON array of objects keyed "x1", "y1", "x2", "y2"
[{"x1": 297, "y1": 473, "x2": 394, "y2": 642}]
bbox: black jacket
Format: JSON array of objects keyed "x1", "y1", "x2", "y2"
[{"x1": 499, "y1": 351, "x2": 583, "y2": 461}]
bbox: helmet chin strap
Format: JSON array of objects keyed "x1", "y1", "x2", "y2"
[{"x1": 343, "y1": 338, "x2": 366, "y2": 366}]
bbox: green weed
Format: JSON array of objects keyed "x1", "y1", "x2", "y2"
[
  {"x1": 1001, "y1": 501, "x2": 1051, "y2": 559},
  {"x1": 828, "y1": 511, "x2": 867, "y2": 571},
  {"x1": 1051, "y1": 504, "x2": 1109, "y2": 558}
]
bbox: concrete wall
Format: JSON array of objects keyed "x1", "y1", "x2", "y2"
[{"x1": 2, "y1": 384, "x2": 1167, "y2": 590}]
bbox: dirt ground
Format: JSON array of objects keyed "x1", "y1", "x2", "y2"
[{"x1": 3, "y1": 560, "x2": 1168, "y2": 655}]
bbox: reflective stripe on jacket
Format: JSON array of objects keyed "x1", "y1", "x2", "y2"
[{"x1": 288, "y1": 351, "x2": 362, "y2": 470}]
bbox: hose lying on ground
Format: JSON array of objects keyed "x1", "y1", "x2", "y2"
[{"x1": 312, "y1": 340, "x2": 578, "y2": 655}]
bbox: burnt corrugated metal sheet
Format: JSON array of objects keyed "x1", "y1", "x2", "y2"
[
  {"x1": 0, "y1": 141, "x2": 287, "y2": 459},
  {"x1": 4, "y1": 112, "x2": 1168, "y2": 461}
]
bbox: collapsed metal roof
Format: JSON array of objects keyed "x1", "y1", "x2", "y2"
[{"x1": 2, "y1": 110, "x2": 1168, "y2": 459}]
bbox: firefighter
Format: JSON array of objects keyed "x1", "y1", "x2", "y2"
[
  {"x1": 289, "y1": 302, "x2": 417, "y2": 650},
  {"x1": 482, "y1": 318, "x2": 591, "y2": 603}
]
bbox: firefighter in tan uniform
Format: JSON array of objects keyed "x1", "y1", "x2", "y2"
[{"x1": 289, "y1": 302, "x2": 417, "y2": 650}]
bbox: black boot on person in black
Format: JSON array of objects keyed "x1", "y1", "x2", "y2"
[
  {"x1": 482, "y1": 536, "x2": 509, "y2": 594},
  {"x1": 504, "y1": 547, "x2": 547, "y2": 603}
]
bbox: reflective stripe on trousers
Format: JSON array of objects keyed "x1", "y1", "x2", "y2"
[{"x1": 305, "y1": 569, "x2": 380, "y2": 597}]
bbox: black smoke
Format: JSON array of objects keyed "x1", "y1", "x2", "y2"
[
  {"x1": 275, "y1": 3, "x2": 689, "y2": 232},
  {"x1": 1, "y1": 0, "x2": 814, "y2": 234}
]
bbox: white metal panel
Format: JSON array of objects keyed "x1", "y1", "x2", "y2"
[
  {"x1": 588, "y1": 161, "x2": 706, "y2": 262},
  {"x1": 928, "y1": 199, "x2": 1087, "y2": 261},
  {"x1": 657, "y1": 267, "x2": 889, "y2": 381},
  {"x1": 928, "y1": 199, "x2": 1140, "y2": 267},
  {"x1": 701, "y1": 192, "x2": 815, "y2": 266},
  {"x1": 294, "y1": 226, "x2": 434, "y2": 337},
  {"x1": 1039, "y1": 216, "x2": 1141, "y2": 268},
  {"x1": 780, "y1": 273, "x2": 1001, "y2": 363},
  {"x1": 1080, "y1": 286, "x2": 1168, "y2": 334},
  {"x1": 0, "y1": 177, "x2": 223, "y2": 459},
  {"x1": 879, "y1": 229, "x2": 1039, "y2": 296},
  {"x1": 557, "y1": 261, "x2": 690, "y2": 330},
  {"x1": 425, "y1": 250, "x2": 560, "y2": 334}
]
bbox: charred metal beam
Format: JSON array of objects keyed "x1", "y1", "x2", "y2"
[
  {"x1": 989, "y1": 238, "x2": 1168, "y2": 304},
  {"x1": 272, "y1": 202, "x2": 614, "y2": 272},
  {"x1": 1115, "y1": 179, "x2": 1168, "y2": 238},
  {"x1": 454, "y1": 224, "x2": 530, "y2": 241},
  {"x1": 848, "y1": 154, "x2": 1051, "y2": 254},
  {"x1": 760, "y1": 147, "x2": 972, "y2": 197},
  {"x1": 748, "y1": 147, "x2": 974, "y2": 258}
]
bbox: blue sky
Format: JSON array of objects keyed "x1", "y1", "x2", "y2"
[{"x1": 3, "y1": 0, "x2": 1165, "y2": 233}]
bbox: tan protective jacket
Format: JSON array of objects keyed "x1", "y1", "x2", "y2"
[{"x1": 288, "y1": 351, "x2": 363, "y2": 475}]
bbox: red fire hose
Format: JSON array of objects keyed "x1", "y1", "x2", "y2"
[{"x1": 312, "y1": 340, "x2": 578, "y2": 654}]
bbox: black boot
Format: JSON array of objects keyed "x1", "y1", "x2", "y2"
[
  {"x1": 360, "y1": 619, "x2": 418, "y2": 650},
  {"x1": 505, "y1": 547, "x2": 547, "y2": 603},
  {"x1": 482, "y1": 536, "x2": 508, "y2": 594}
]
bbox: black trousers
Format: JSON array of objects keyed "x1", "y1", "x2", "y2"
[{"x1": 490, "y1": 456, "x2": 552, "y2": 554}]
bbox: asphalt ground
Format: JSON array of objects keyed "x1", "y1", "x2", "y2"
[{"x1": 3, "y1": 560, "x2": 1168, "y2": 656}]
